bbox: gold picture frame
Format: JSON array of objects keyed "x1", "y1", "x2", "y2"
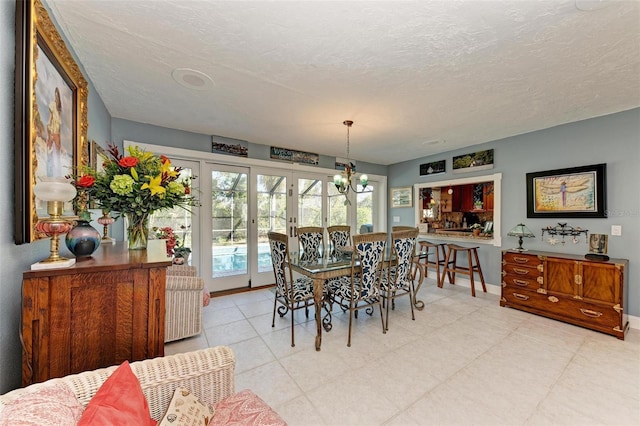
[
  {"x1": 14, "y1": 0, "x2": 88, "y2": 243},
  {"x1": 390, "y1": 187, "x2": 413, "y2": 208}
]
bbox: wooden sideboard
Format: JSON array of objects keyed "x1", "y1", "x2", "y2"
[
  {"x1": 21, "y1": 243, "x2": 171, "y2": 385},
  {"x1": 501, "y1": 250, "x2": 629, "y2": 340}
]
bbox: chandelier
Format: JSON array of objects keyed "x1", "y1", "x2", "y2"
[{"x1": 333, "y1": 120, "x2": 368, "y2": 200}]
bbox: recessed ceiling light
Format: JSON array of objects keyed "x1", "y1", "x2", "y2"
[
  {"x1": 575, "y1": 0, "x2": 612, "y2": 11},
  {"x1": 171, "y1": 68, "x2": 214, "y2": 91}
]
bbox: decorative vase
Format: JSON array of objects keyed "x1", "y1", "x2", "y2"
[
  {"x1": 173, "y1": 247, "x2": 191, "y2": 264},
  {"x1": 126, "y1": 213, "x2": 149, "y2": 250},
  {"x1": 65, "y1": 220, "x2": 101, "y2": 257}
]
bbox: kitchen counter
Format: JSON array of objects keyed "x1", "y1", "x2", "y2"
[{"x1": 418, "y1": 229, "x2": 495, "y2": 245}]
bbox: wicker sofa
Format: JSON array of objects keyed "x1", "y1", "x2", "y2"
[{"x1": 0, "y1": 346, "x2": 285, "y2": 424}]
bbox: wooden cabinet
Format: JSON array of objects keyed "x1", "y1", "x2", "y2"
[
  {"x1": 21, "y1": 243, "x2": 171, "y2": 385},
  {"x1": 501, "y1": 250, "x2": 628, "y2": 339}
]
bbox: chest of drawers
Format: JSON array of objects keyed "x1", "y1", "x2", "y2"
[{"x1": 501, "y1": 250, "x2": 628, "y2": 339}]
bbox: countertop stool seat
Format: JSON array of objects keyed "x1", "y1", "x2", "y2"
[
  {"x1": 417, "y1": 241, "x2": 453, "y2": 288},
  {"x1": 440, "y1": 244, "x2": 486, "y2": 297}
]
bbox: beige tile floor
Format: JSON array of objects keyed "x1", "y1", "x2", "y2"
[{"x1": 165, "y1": 279, "x2": 640, "y2": 425}]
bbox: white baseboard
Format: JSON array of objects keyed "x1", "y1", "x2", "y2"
[{"x1": 441, "y1": 278, "x2": 639, "y2": 330}]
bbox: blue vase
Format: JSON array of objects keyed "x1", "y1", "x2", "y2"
[{"x1": 65, "y1": 220, "x2": 101, "y2": 257}]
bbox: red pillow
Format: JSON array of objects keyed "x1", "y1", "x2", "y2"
[{"x1": 78, "y1": 361, "x2": 156, "y2": 426}]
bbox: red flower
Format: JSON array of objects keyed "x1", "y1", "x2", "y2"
[
  {"x1": 76, "y1": 175, "x2": 95, "y2": 188},
  {"x1": 160, "y1": 155, "x2": 169, "y2": 164},
  {"x1": 118, "y1": 156, "x2": 139, "y2": 168}
]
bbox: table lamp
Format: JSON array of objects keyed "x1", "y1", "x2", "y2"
[
  {"x1": 507, "y1": 223, "x2": 535, "y2": 251},
  {"x1": 31, "y1": 178, "x2": 78, "y2": 270}
]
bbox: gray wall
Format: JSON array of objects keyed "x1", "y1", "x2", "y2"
[
  {"x1": 388, "y1": 109, "x2": 640, "y2": 316},
  {"x1": 111, "y1": 118, "x2": 387, "y2": 177},
  {"x1": 0, "y1": 0, "x2": 112, "y2": 393}
]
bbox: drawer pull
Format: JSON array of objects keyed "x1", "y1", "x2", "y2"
[
  {"x1": 513, "y1": 268, "x2": 530, "y2": 275},
  {"x1": 548, "y1": 296, "x2": 559, "y2": 303},
  {"x1": 580, "y1": 308, "x2": 603, "y2": 318},
  {"x1": 513, "y1": 293, "x2": 529, "y2": 301},
  {"x1": 513, "y1": 279, "x2": 529, "y2": 287},
  {"x1": 513, "y1": 257, "x2": 530, "y2": 264}
]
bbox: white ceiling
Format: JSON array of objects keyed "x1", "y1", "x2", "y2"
[{"x1": 47, "y1": 0, "x2": 640, "y2": 166}]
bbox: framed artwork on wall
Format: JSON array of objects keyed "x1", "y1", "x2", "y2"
[
  {"x1": 452, "y1": 149, "x2": 494, "y2": 173},
  {"x1": 14, "y1": 0, "x2": 88, "y2": 243},
  {"x1": 390, "y1": 187, "x2": 413, "y2": 208},
  {"x1": 526, "y1": 163, "x2": 607, "y2": 218}
]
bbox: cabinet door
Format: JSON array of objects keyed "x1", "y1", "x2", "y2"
[
  {"x1": 460, "y1": 185, "x2": 474, "y2": 211},
  {"x1": 580, "y1": 262, "x2": 621, "y2": 304},
  {"x1": 545, "y1": 257, "x2": 578, "y2": 297},
  {"x1": 483, "y1": 183, "x2": 494, "y2": 211}
]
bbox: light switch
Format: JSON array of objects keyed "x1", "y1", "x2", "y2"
[
  {"x1": 611, "y1": 225, "x2": 622, "y2": 236},
  {"x1": 393, "y1": 216, "x2": 400, "y2": 223}
]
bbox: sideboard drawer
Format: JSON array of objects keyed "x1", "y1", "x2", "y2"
[
  {"x1": 503, "y1": 252, "x2": 542, "y2": 267},
  {"x1": 503, "y1": 289, "x2": 621, "y2": 333},
  {"x1": 502, "y1": 263, "x2": 542, "y2": 278},
  {"x1": 502, "y1": 275, "x2": 541, "y2": 292}
]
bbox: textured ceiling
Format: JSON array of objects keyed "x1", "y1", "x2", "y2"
[{"x1": 47, "y1": 0, "x2": 640, "y2": 165}]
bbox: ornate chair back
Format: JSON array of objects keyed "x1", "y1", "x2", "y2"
[
  {"x1": 268, "y1": 231, "x2": 293, "y2": 298},
  {"x1": 389, "y1": 227, "x2": 419, "y2": 285},
  {"x1": 327, "y1": 225, "x2": 351, "y2": 257},
  {"x1": 298, "y1": 226, "x2": 325, "y2": 262},
  {"x1": 350, "y1": 232, "x2": 387, "y2": 299}
]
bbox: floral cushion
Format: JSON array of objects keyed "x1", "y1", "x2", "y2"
[
  {"x1": 0, "y1": 382, "x2": 84, "y2": 426},
  {"x1": 211, "y1": 390, "x2": 286, "y2": 426}
]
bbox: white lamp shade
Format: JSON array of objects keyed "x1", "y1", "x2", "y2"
[{"x1": 34, "y1": 178, "x2": 77, "y2": 202}]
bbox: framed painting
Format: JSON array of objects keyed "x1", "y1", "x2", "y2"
[
  {"x1": 419, "y1": 160, "x2": 446, "y2": 176},
  {"x1": 453, "y1": 149, "x2": 494, "y2": 173},
  {"x1": 390, "y1": 187, "x2": 413, "y2": 208},
  {"x1": 526, "y1": 163, "x2": 607, "y2": 218},
  {"x1": 14, "y1": 0, "x2": 88, "y2": 243}
]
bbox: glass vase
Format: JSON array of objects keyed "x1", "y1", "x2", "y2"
[{"x1": 126, "y1": 213, "x2": 149, "y2": 250}]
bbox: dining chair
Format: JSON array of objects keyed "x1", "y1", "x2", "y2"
[
  {"x1": 327, "y1": 225, "x2": 351, "y2": 257},
  {"x1": 328, "y1": 232, "x2": 387, "y2": 347},
  {"x1": 268, "y1": 231, "x2": 315, "y2": 347},
  {"x1": 297, "y1": 226, "x2": 325, "y2": 262},
  {"x1": 380, "y1": 227, "x2": 418, "y2": 331}
]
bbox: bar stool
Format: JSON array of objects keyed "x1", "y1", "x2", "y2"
[
  {"x1": 440, "y1": 244, "x2": 487, "y2": 297},
  {"x1": 417, "y1": 241, "x2": 452, "y2": 287}
]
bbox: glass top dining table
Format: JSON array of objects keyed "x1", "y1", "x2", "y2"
[{"x1": 287, "y1": 248, "x2": 428, "y2": 351}]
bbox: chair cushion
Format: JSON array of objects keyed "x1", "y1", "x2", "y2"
[
  {"x1": 0, "y1": 382, "x2": 84, "y2": 426},
  {"x1": 211, "y1": 389, "x2": 286, "y2": 426},
  {"x1": 78, "y1": 361, "x2": 156, "y2": 426}
]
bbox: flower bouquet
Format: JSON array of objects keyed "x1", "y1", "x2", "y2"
[{"x1": 69, "y1": 144, "x2": 198, "y2": 250}]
